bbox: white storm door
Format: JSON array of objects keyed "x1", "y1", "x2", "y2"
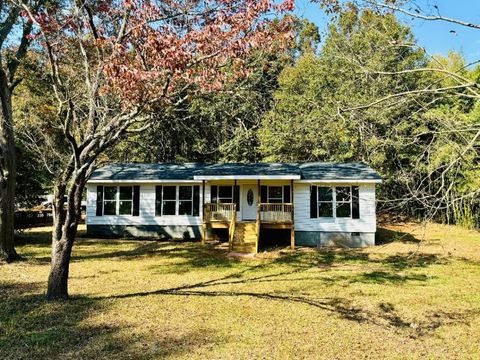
[{"x1": 241, "y1": 185, "x2": 258, "y2": 221}]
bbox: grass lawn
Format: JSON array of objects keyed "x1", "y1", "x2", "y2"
[{"x1": 1, "y1": 223, "x2": 480, "y2": 359}]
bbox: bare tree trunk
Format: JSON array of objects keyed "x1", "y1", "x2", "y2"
[
  {"x1": 47, "y1": 233, "x2": 73, "y2": 300},
  {"x1": 0, "y1": 68, "x2": 19, "y2": 262},
  {"x1": 46, "y1": 176, "x2": 85, "y2": 300}
]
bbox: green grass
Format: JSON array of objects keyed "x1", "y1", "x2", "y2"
[{"x1": 1, "y1": 223, "x2": 480, "y2": 359}]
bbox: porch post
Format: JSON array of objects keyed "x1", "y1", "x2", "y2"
[
  {"x1": 234, "y1": 179, "x2": 237, "y2": 214},
  {"x1": 202, "y1": 180, "x2": 205, "y2": 218},
  {"x1": 291, "y1": 179, "x2": 295, "y2": 250},
  {"x1": 257, "y1": 179, "x2": 261, "y2": 211}
]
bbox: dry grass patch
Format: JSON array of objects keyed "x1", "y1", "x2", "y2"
[{"x1": 1, "y1": 223, "x2": 480, "y2": 359}]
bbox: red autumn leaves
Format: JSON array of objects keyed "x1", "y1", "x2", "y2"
[{"x1": 24, "y1": 0, "x2": 294, "y2": 110}]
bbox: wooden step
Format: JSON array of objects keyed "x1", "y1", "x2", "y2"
[
  {"x1": 231, "y1": 243, "x2": 256, "y2": 252},
  {"x1": 232, "y1": 241, "x2": 256, "y2": 246},
  {"x1": 231, "y1": 222, "x2": 258, "y2": 253},
  {"x1": 232, "y1": 241, "x2": 256, "y2": 247}
]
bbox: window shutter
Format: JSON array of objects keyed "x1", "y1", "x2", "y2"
[
  {"x1": 352, "y1": 186, "x2": 360, "y2": 219},
  {"x1": 283, "y1": 185, "x2": 291, "y2": 203},
  {"x1": 310, "y1": 185, "x2": 317, "y2": 218},
  {"x1": 193, "y1": 185, "x2": 200, "y2": 216},
  {"x1": 211, "y1": 185, "x2": 218, "y2": 202},
  {"x1": 155, "y1": 185, "x2": 162, "y2": 216},
  {"x1": 132, "y1": 186, "x2": 140, "y2": 216},
  {"x1": 261, "y1": 186, "x2": 267, "y2": 203},
  {"x1": 96, "y1": 186, "x2": 103, "y2": 216},
  {"x1": 233, "y1": 185, "x2": 240, "y2": 211}
]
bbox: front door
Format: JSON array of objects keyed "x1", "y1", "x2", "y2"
[{"x1": 241, "y1": 184, "x2": 258, "y2": 221}]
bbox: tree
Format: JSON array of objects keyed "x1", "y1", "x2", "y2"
[
  {"x1": 18, "y1": 0, "x2": 293, "y2": 300},
  {"x1": 108, "y1": 48, "x2": 293, "y2": 164},
  {"x1": 0, "y1": 0, "x2": 51, "y2": 261},
  {"x1": 413, "y1": 53, "x2": 480, "y2": 227},
  {"x1": 13, "y1": 51, "x2": 56, "y2": 207},
  {"x1": 259, "y1": 8, "x2": 432, "y2": 208},
  {"x1": 312, "y1": 0, "x2": 480, "y2": 226},
  {"x1": 105, "y1": 19, "x2": 303, "y2": 165}
]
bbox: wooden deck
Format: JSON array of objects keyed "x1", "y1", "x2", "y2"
[{"x1": 202, "y1": 202, "x2": 294, "y2": 253}]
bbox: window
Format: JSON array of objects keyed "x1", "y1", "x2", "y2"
[
  {"x1": 162, "y1": 186, "x2": 176, "y2": 215},
  {"x1": 218, "y1": 186, "x2": 233, "y2": 203},
  {"x1": 261, "y1": 185, "x2": 290, "y2": 204},
  {"x1": 102, "y1": 186, "x2": 133, "y2": 215},
  {"x1": 317, "y1": 187, "x2": 333, "y2": 217},
  {"x1": 155, "y1": 185, "x2": 200, "y2": 216},
  {"x1": 119, "y1": 187, "x2": 133, "y2": 215},
  {"x1": 315, "y1": 186, "x2": 354, "y2": 218},
  {"x1": 103, "y1": 186, "x2": 117, "y2": 215},
  {"x1": 179, "y1": 186, "x2": 193, "y2": 215},
  {"x1": 268, "y1": 186, "x2": 283, "y2": 203},
  {"x1": 211, "y1": 185, "x2": 239, "y2": 211},
  {"x1": 336, "y1": 187, "x2": 351, "y2": 218}
]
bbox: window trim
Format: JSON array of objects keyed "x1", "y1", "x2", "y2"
[
  {"x1": 102, "y1": 186, "x2": 134, "y2": 216},
  {"x1": 335, "y1": 186, "x2": 352, "y2": 218},
  {"x1": 178, "y1": 185, "x2": 194, "y2": 216},
  {"x1": 317, "y1": 186, "x2": 334, "y2": 218},
  {"x1": 119, "y1": 186, "x2": 134, "y2": 215},
  {"x1": 161, "y1": 185, "x2": 177, "y2": 216},
  {"x1": 316, "y1": 186, "x2": 353, "y2": 219},
  {"x1": 156, "y1": 185, "x2": 198, "y2": 217}
]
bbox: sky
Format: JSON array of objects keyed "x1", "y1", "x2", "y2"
[{"x1": 295, "y1": 0, "x2": 480, "y2": 64}]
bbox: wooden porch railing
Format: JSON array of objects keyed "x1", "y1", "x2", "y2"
[
  {"x1": 204, "y1": 203, "x2": 236, "y2": 222},
  {"x1": 258, "y1": 203, "x2": 293, "y2": 223}
]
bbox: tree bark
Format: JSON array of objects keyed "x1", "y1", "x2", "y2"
[
  {"x1": 46, "y1": 235, "x2": 73, "y2": 300},
  {"x1": 0, "y1": 68, "x2": 19, "y2": 262},
  {"x1": 46, "y1": 176, "x2": 85, "y2": 300}
]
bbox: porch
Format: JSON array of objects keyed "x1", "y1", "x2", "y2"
[{"x1": 201, "y1": 201, "x2": 295, "y2": 253}]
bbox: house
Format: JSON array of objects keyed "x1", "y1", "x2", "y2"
[{"x1": 86, "y1": 162, "x2": 382, "y2": 252}]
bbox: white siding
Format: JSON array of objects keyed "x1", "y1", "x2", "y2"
[
  {"x1": 86, "y1": 181, "x2": 378, "y2": 233},
  {"x1": 86, "y1": 183, "x2": 204, "y2": 226},
  {"x1": 293, "y1": 183, "x2": 376, "y2": 233}
]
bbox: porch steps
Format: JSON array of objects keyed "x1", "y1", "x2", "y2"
[{"x1": 231, "y1": 222, "x2": 257, "y2": 253}]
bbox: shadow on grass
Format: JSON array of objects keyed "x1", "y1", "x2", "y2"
[
  {"x1": 96, "y1": 264, "x2": 473, "y2": 338},
  {"x1": 0, "y1": 281, "x2": 221, "y2": 359},
  {"x1": 23, "y1": 238, "x2": 237, "y2": 272},
  {"x1": 273, "y1": 247, "x2": 444, "y2": 273},
  {"x1": 354, "y1": 271, "x2": 430, "y2": 284},
  {"x1": 15, "y1": 229, "x2": 52, "y2": 247},
  {"x1": 15, "y1": 225, "x2": 440, "y2": 271},
  {"x1": 72, "y1": 240, "x2": 237, "y2": 270},
  {"x1": 376, "y1": 227, "x2": 421, "y2": 245},
  {"x1": 0, "y1": 281, "x2": 117, "y2": 359}
]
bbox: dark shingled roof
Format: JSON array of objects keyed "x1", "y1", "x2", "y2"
[
  {"x1": 89, "y1": 163, "x2": 205, "y2": 181},
  {"x1": 89, "y1": 162, "x2": 381, "y2": 181},
  {"x1": 299, "y1": 162, "x2": 381, "y2": 181}
]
